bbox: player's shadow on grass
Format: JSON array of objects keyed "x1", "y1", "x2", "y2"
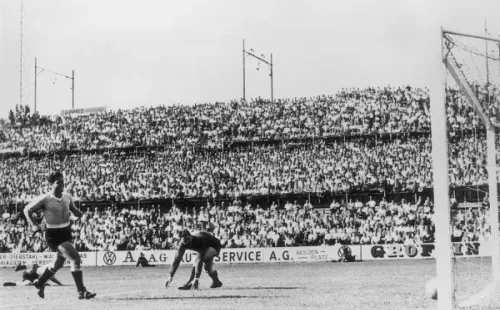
[
  {"x1": 119, "y1": 295, "x2": 269, "y2": 301},
  {"x1": 229, "y1": 286, "x2": 302, "y2": 290}
]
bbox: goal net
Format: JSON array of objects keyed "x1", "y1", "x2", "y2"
[{"x1": 439, "y1": 28, "x2": 500, "y2": 309}]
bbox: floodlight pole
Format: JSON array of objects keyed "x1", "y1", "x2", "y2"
[
  {"x1": 270, "y1": 54, "x2": 274, "y2": 104},
  {"x1": 243, "y1": 39, "x2": 246, "y2": 101},
  {"x1": 34, "y1": 57, "x2": 37, "y2": 113},
  {"x1": 72, "y1": 70, "x2": 75, "y2": 109},
  {"x1": 243, "y1": 40, "x2": 274, "y2": 104},
  {"x1": 20, "y1": 0, "x2": 24, "y2": 110},
  {"x1": 485, "y1": 20, "x2": 490, "y2": 86},
  {"x1": 34, "y1": 58, "x2": 75, "y2": 113}
]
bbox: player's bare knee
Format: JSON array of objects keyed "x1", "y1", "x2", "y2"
[
  {"x1": 59, "y1": 242, "x2": 81, "y2": 270},
  {"x1": 70, "y1": 263, "x2": 81, "y2": 272},
  {"x1": 70, "y1": 256, "x2": 81, "y2": 271}
]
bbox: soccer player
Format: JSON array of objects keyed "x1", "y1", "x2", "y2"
[
  {"x1": 165, "y1": 229, "x2": 223, "y2": 290},
  {"x1": 23, "y1": 171, "x2": 96, "y2": 299},
  {"x1": 136, "y1": 252, "x2": 156, "y2": 267},
  {"x1": 337, "y1": 247, "x2": 356, "y2": 262},
  {"x1": 3, "y1": 263, "x2": 63, "y2": 287}
]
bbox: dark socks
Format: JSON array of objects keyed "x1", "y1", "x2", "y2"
[
  {"x1": 38, "y1": 268, "x2": 56, "y2": 286},
  {"x1": 16, "y1": 264, "x2": 27, "y2": 271},
  {"x1": 208, "y1": 270, "x2": 219, "y2": 282},
  {"x1": 186, "y1": 266, "x2": 196, "y2": 284},
  {"x1": 71, "y1": 270, "x2": 86, "y2": 293}
]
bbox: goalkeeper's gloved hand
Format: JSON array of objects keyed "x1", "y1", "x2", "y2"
[{"x1": 165, "y1": 277, "x2": 173, "y2": 288}]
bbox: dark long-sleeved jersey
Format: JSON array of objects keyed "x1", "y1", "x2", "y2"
[
  {"x1": 22, "y1": 271, "x2": 39, "y2": 282},
  {"x1": 136, "y1": 256, "x2": 151, "y2": 267},
  {"x1": 168, "y1": 231, "x2": 221, "y2": 278}
]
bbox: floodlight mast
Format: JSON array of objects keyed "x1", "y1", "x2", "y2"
[
  {"x1": 242, "y1": 39, "x2": 274, "y2": 104},
  {"x1": 34, "y1": 58, "x2": 75, "y2": 113}
]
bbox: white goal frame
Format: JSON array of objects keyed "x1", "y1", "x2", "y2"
[{"x1": 432, "y1": 26, "x2": 500, "y2": 310}]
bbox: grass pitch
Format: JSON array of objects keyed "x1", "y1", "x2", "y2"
[{"x1": 0, "y1": 258, "x2": 496, "y2": 309}]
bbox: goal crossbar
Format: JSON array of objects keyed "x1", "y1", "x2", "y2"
[{"x1": 442, "y1": 27, "x2": 500, "y2": 44}]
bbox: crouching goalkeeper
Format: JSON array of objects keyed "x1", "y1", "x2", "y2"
[{"x1": 165, "y1": 230, "x2": 223, "y2": 290}]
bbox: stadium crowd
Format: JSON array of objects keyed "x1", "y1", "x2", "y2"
[
  {"x1": 2, "y1": 86, "x2": 432, "y2": 152},
  {"x1": 0, "y1": 85, "x2": 498, "y2": 253},
  {"x1": 0, "y1": 134, "x2": 495, "y2": 205},
  {"x1": 3, "y1": 85, "x2": 500, "y2": 154},
  {"x1": 2, "y1": 85, "x2": 499, "y2": 153},
  {"x1": 0, "y1": 195, "x2": 449, "y2": 253},
  {"x1": 1, "y1": 194, "x2": 493, "y2": 253}
]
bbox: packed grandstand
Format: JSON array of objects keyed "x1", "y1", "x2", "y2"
[{"x1": 0, "y1": 85, "x2": 497, "y2": 253}]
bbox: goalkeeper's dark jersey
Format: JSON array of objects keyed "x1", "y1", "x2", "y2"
[
  {"x1": 168, "y1": 232, "x2": 221, "y2": 278},
  {"x1": 22, "y1": 271, "x2": 39, "y2": 282}
]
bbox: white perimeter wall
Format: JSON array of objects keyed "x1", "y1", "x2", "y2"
[{"x1": 0, "y1": 242, "x2": 492, "y2": 268}]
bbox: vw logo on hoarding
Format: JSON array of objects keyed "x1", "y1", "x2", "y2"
[
  {"x1": 338, "y1": 246, "x2": 352, "y2": 257},
  {"x1": 103, "y1": 251, "x2": 116, "y2": 265}
]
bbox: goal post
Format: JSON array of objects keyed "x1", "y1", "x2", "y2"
[
  {"x1": 434, "y1": 26, "x2": 500, "y2": 309},
  {"x1": 486, "y1": 125, "x2": 500, "y2": 281},
  {"x1": 431, "y1": 26, "x2": 455, "y2": 310}
]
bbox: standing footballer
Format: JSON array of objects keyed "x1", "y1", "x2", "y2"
[
  {"x1": 165, "y1": 229, "x2": 223, "y2": 290},
  {"x1": 23, "y1": 171, "x2": 96, "y2": 299}
]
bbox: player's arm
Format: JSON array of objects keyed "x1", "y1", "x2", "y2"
[
  {"x1": 69, "y1": 196, "x2": 83, "y2": 218},
  {"x1": 165, "y1": 242, "x2": 186, "y2": 287},
  {"x1": 24, "y1": 195, "x2": 46, "y2": 230}
]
